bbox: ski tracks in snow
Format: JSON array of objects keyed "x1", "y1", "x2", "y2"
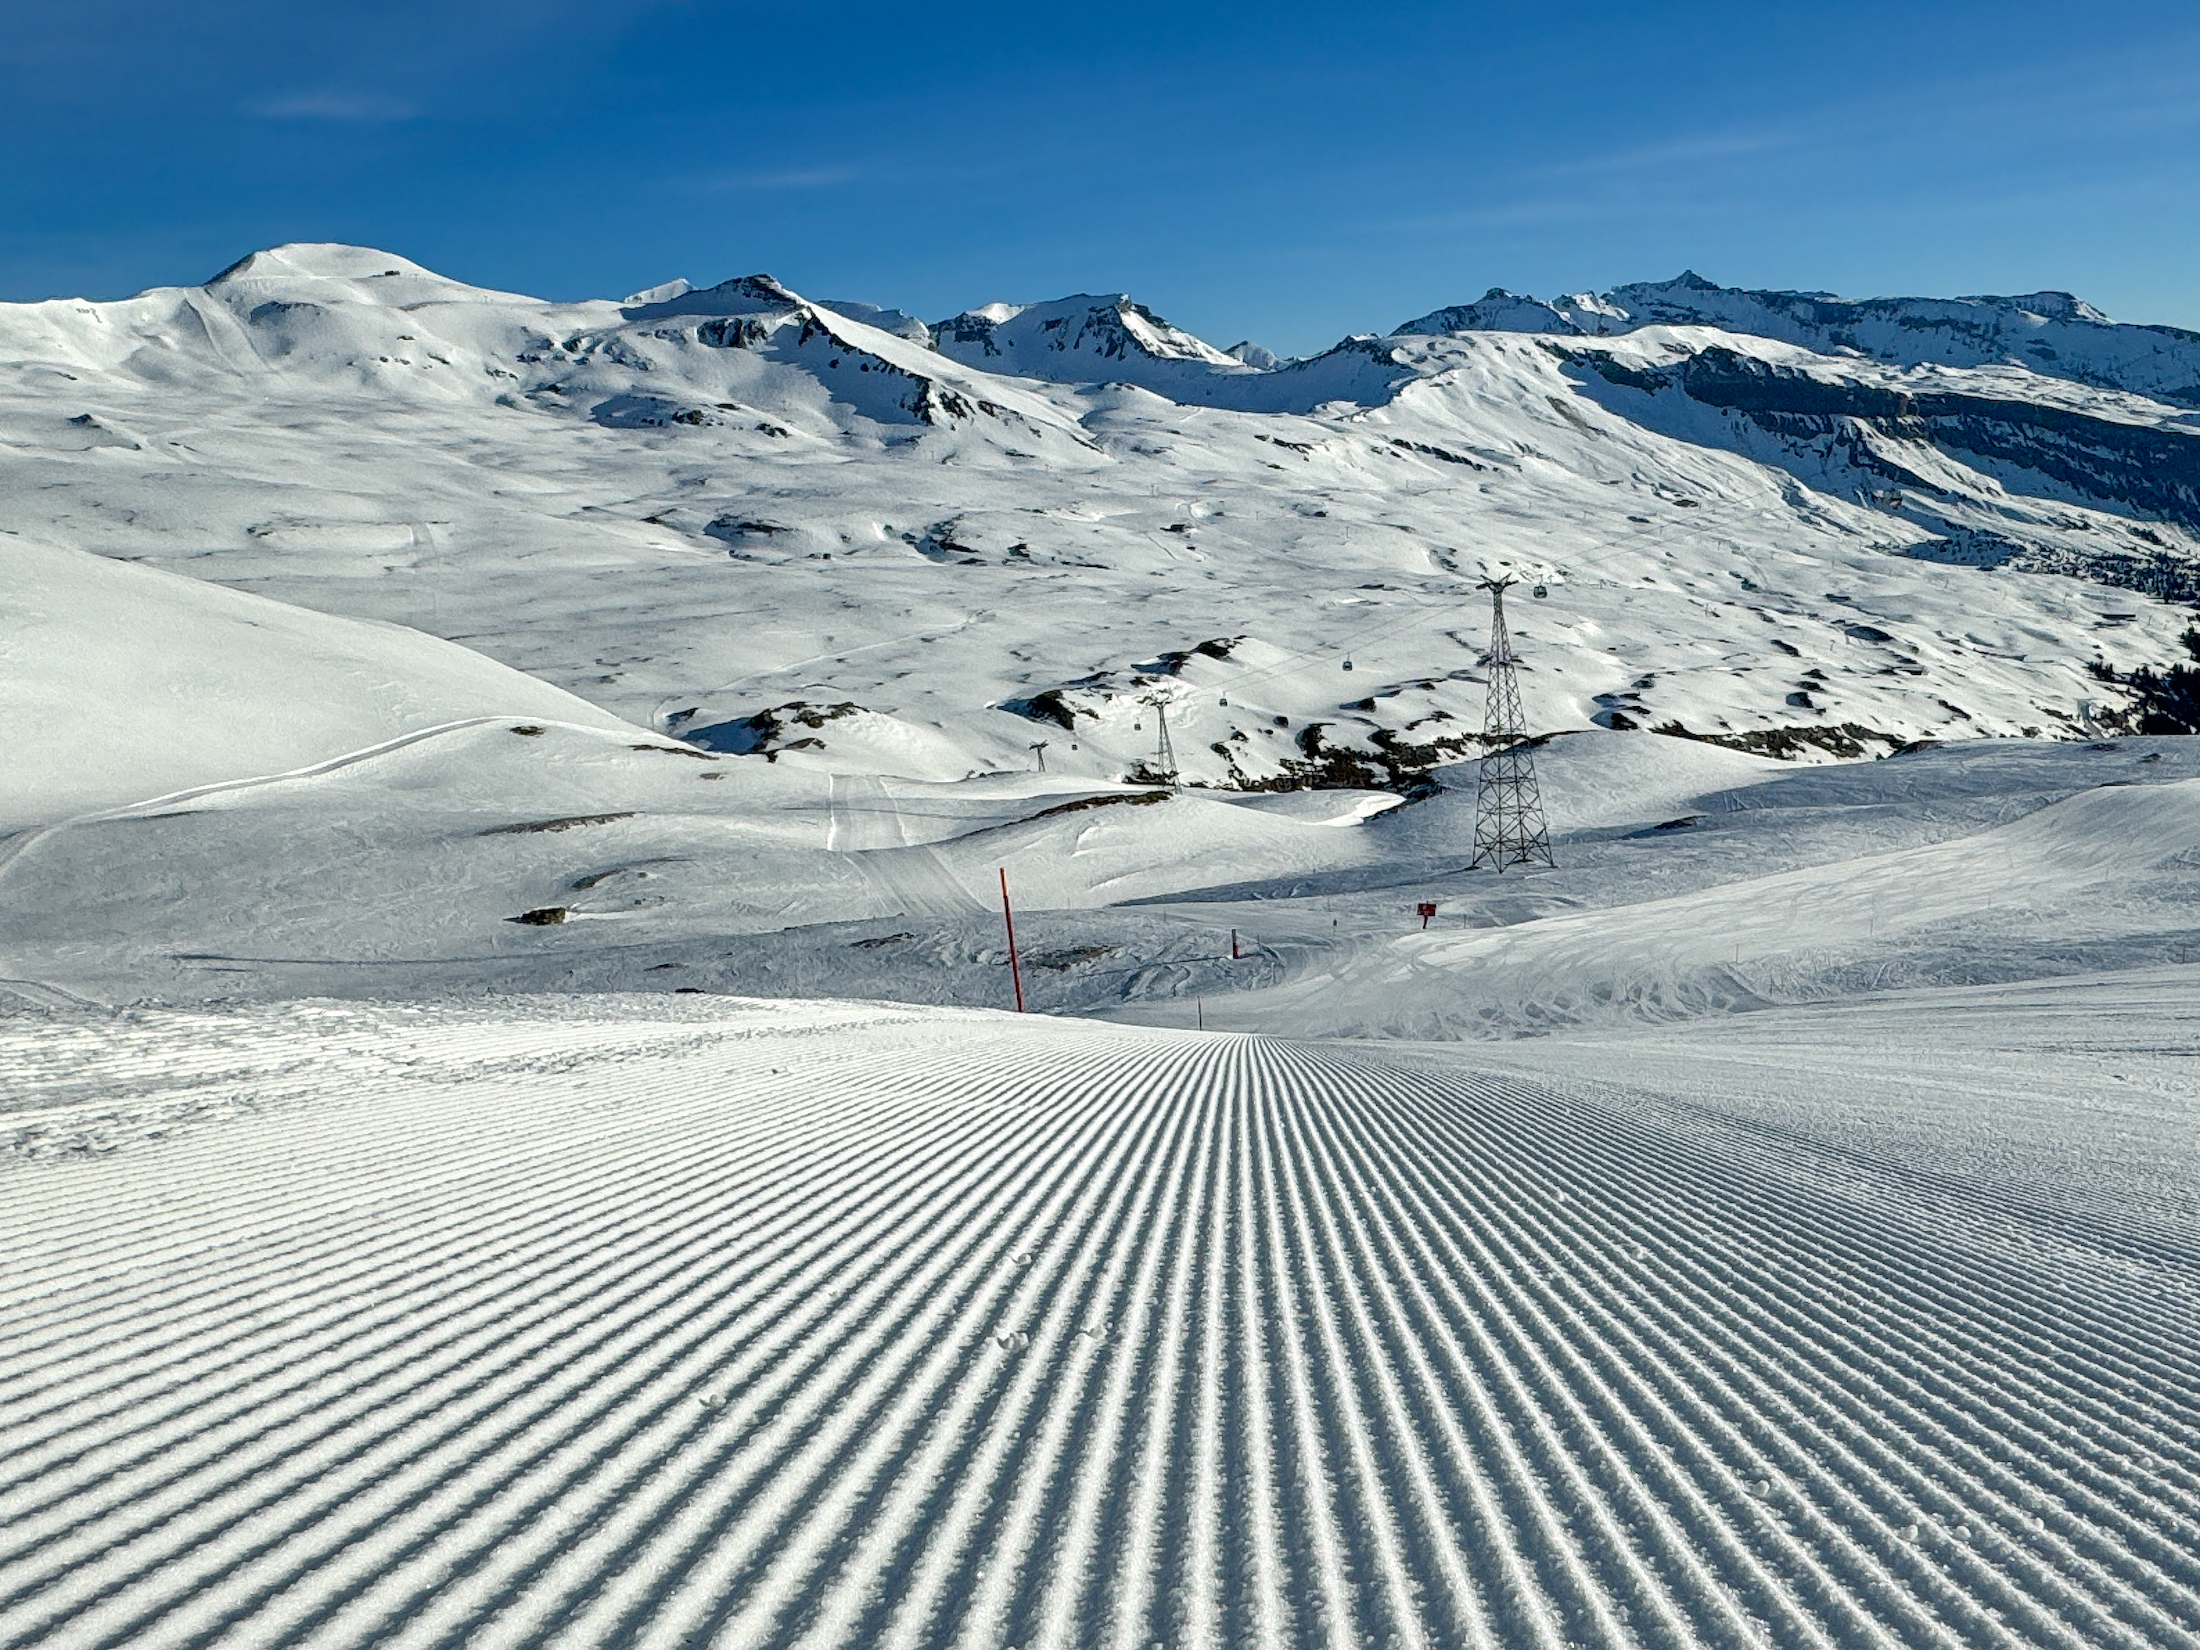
[
  {"x1": 828, "y1": 773, "x2": 985, "y2": 919},
  {"x1": 2, "y1": 1000, "x2": 2197, "y2": 1649}
]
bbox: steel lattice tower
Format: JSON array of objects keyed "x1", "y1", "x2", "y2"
[
  {"x1": 1470, "y1": 576, "x2": 1555, "y2": 871},
  {"x1": 1145, "y1": 693, "x2": 1179, "y2": 783}
]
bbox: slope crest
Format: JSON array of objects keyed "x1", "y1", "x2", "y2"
[
  {"x1": 0, "y1": 538, "x2": 635, "y2": 830},
  {"x1": 205, "y1": 243, "x2": 541, "y2": 307}
]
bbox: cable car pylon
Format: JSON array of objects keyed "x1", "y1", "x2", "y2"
[
  {"x1": 1470, "y1": 575, "x2": 1555, "y2": 871},
  {"x1": 1141, "y1": 691, "x2": 1179, "y2": 783}
]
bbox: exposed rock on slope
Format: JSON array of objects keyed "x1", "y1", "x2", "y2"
[{"x1": 1553, "y1": 331, "x2": 2200, "y2": 601}]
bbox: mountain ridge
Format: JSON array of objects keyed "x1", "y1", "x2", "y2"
[
  {"x1": 1392, "y1": 272, "x2": 2200, "y2": 408},
  {"x1": 4, "y1": 241, "x2": 2199, "y2": 797}
]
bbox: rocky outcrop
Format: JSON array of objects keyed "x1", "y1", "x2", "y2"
[{"x1": 1580, "y1": 346, "x2": 2200, "y2": 530}]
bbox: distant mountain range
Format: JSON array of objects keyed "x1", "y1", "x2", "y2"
[
  {"x1": 5, "y1": 243, "x2": 2198, "y2": 794},
  {"x1": 1392, "y1": 274, "x2": 2200, "y2": 408}
]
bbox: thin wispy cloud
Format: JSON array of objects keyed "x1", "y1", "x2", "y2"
[
  {"x1": 252, "y1": 91, "x2": 417, "y2": 122},
  {"x1": 699, "y1": 166, "x2": 859, "y2": 192},
  {"x1": 1534, "y1": 30, "x2": 2200, "y2": 192},
  {"x1": 1531, "y1": 125, "x2": 1804, "y2": 181}
]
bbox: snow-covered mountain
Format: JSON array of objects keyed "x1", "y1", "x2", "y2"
[
  {"x1": 5, "y1": 243, "x2": 2199, "y2": 807},
  {"x1": 1396, "y1": 270, "x2": 2200, "y2": 406},
  {"x1": 929, "y1": 292, "x2": 1258, "y2": 399},
  {"x1": 1393, "y1": 273, "x2": 2200, "y2": 602}
]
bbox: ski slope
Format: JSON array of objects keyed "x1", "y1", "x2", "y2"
[
  {"x1": 5, "y1": 994, "x2": 2198, "y2": 1650},
  {"x1": 8, "y1": 246, "x2": 2200, "y2": 1650},
  {"x1": 1232, "y1": 761, "x2": 2200, "y2": 1041}
]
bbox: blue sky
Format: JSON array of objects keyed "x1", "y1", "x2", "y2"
[{"x1": 5, "y1": 0, "x2": 2197, "y2": 356}]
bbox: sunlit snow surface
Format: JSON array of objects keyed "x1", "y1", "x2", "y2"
[
  {"x1": 6, "y1": 242, "x2": 2197, "y2": 800},
  {"x1": 8, "y1": 247, "x2": 2200, "y2": 1648},
  {"x1": 3, "y1": 990, "x2": 2197, "y2": 1649}
]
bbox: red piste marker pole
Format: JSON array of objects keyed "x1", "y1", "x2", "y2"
[{"x1": 999, "y1": 866, "x2": 1026, "y2": 1013}]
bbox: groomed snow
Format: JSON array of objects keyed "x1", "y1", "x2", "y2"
[{"x1": 3, "y1": 991, "x2": 2195, "y2": 1649}]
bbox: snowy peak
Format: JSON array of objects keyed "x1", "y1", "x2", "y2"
[
  {"x1": 930, "y1": 293, "x2": 1251, "y2": 389},
  {"x1": 205, "y1": 243, "x2": 538, "y2": 307},
  {"x1": 0, "y1": 244, "x2": 1095, "y2": 448},
  {"x1": 621, "y1": 272, "x2": 806, "y2": 320},
  {"x1": 622, "y1": 277, "x2": 695, "y2": 307},
  {"x1": 1396, "y1": 272, "x2": 2200, "y2": 407},
  {"x1": 207, "y1": 243, "x2": 438, "y2": 286},
  {"x1": 1607, "y1": 277, "x2": 2200, "y2": 406},
  {"x1": 540, "y1": 268, "x2": 1092, "y2": 444},
  {"x1": 1992, "y1": 290, "x2": 2112, "y2": 324},
  {"x1": 1601, "y1": 273, "x2": 2118, "y2": 342},
  {"x1": 1393, "y1": 288, "x2": 1586, "y2": 337},
  {"x1": 816, "y1": 299, "x2": 932, "y2": 343}
]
